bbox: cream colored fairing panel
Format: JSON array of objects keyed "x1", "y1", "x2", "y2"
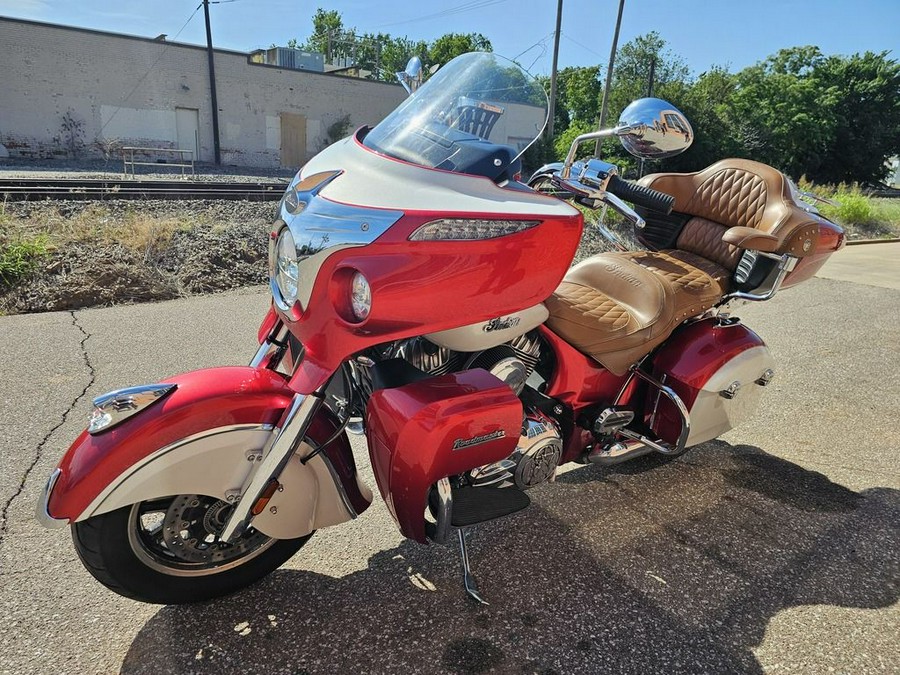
[
  {"x1": 302, "y1": 136, "x2": 580, "y2": 218},
  {"x1": 426, "y1": 304, "x2": 549, "y2": 351},
  {"x1": 77, "y1": 427, "x2": 357, "y2": 539}
]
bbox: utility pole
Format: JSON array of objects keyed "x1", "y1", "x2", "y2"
[
  {"x1": 547, "y1": 0, "x2": 563, "y2": 140},
  {"x1": 595, "y1": 0, "x2": 625, "y2": 157},
  {"x1": 202, "y1": 0, "x2": 221, "y2": 165}
]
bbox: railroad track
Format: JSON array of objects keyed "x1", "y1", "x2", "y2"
[{"x1": 0, "y1": 177, "x2": 288, "y2": 201}]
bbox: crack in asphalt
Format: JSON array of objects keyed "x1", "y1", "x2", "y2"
[{"x1": 0, "y1": 311, "x2": 95, "y2": 548}]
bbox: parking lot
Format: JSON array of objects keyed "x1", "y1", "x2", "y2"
[{"x1": 1, "y1": 257, "x2": 897, "y2": 674}]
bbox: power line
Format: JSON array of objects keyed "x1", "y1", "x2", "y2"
[
  {"x1": 561, "y1": 31, "x2": 607, "y2": 61},
  {"x1": 99, "y1": 4, "x2": 203, "y2": 136},
  {"x1": 512, "y1": 30, "x2": 556, "y2": 63}
]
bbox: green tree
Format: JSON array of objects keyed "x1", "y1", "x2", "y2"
[
  {"x1": 427, "y1": 33, "x2": 492, "y2": 67},
  {"x1": 606, "y1": 31, "x2": 691, "y2": 122},
  {"x1": 552, "y1": 66, "x2": 601, "y2": 135},
  {"x1": 726, "y1": 47, "x2": 900, "y2": 183},
  {"x1": 301, "y1": 8, "x2": 346, "y2": 59},
  {"x1": 291, "y1": 10, "x2": 489, "y2": 83},
  {"x1": 664, "y1": 66, "x2": 740, "y2": 172},
  {"x1": 815, "y1": 51, "x2": 900, "y2": 184}
]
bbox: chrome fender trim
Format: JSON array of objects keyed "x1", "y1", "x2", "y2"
[{"x1": 35, "y1": 468, "x2": 68, "y2": 528}]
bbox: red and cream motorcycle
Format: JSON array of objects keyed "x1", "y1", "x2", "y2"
[{"x1": 37, "y1": 52, "x2": 843, "y2": 604}]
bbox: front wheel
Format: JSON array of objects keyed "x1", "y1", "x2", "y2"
[{"x1": 72, "y1": 494, "x2": 312, "y2": 604}]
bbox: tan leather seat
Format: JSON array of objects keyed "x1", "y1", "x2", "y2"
[
  {"x1": 545, "y1": 254, "x2": 674, "y2": 375},
  {"x1": 638, "y1": 159, "x2": 822, "y2": 260},
  {"x1": 619, "y1": 249, "x2": 728, "y2": 320},
  {"x1": 548, "y1": 159, "x2": 825, "y2": 375}
]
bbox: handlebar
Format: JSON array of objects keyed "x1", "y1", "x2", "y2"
[{"x1": 606, "y1": 175, "x2": 674, "y2": 214}]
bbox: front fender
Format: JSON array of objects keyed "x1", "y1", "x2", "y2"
[{"x1": 43, "y1": 367, "x2": 371, "y2": 536}]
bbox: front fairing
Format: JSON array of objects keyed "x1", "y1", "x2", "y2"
[{"x1": 273, "y1": 131, "x2": 583, "y2": 394}]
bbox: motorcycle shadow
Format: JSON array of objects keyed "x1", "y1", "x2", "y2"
[{"x1": 120, "y1": 440, "x2": 899, "y2": 675}]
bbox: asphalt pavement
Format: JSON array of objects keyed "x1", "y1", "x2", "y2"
[{"x1": 0, "y1": 257, "x2": 897, "y2": 674}]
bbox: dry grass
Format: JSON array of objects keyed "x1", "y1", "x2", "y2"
[
  {"x1": 0, "y1": 200, "x2": 272, "y2": 314},
  {"x1": 2, "y1": 203, "x2": 204, "y2": 261}
]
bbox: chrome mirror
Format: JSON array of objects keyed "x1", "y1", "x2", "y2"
[
  {"x1": 616, "y1": 98, "x2": 693, "y2": 159},
  {"x1": 396, "y1": 56, "x2": 424, "y2": 95}
]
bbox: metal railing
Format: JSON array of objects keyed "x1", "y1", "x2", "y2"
[{"x1": 122, "y1": 147, "x2": 195, "y2": 178}]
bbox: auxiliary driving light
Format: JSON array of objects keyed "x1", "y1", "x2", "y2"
[{"x1": 350, "y1": 271, "x2": 371, "y2": 321}]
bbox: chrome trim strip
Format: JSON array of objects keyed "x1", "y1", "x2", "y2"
[
  {"x1": 81, "y1": 424, "x2": 275, "y2": 519},
  {"x1": 249, "y1": 341, "x2": 271, "y2": 368},
  {"x1": 35, "y1": 468, "x2": 68, "y2": 528},
  {"x1": 88, "y1": 383, "x2": 177, "y2": 435},
  {"x1": 220, "y1": 393, "x2": 323, "y2": 543},
  {"x1": 271, "y1": 190, "x2": 406, "y2": 312},
  {"x1": 431, "y1": 477, "x2": 453, "y2": 544}
]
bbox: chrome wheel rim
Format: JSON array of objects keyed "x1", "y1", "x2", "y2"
[{"x1": 127, "y1": 495, "x2": 277, "y2": 577}]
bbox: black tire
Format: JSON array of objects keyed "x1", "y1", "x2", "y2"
[{"x1": 72, "y1": 495, "x2": 313, "y2": 604}]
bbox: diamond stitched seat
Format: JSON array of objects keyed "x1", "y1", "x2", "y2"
[{"x1": 545, "y1": 253, "x2": 676, "y2": 375}]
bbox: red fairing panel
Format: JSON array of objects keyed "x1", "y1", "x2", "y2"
[
  {"x1": 288, "y1": 211, "x2": 582, "y2": 393},
  {"x1": 365, "y1": 369, "x2": 522, "y2": 543},
  {"x1": 48, "y1": 367, "x2": 366, "y2": 522}
]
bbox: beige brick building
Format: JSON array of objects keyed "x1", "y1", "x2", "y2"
[{"x1": 0, "y1": 17, "x2": 406, "y2": 167}]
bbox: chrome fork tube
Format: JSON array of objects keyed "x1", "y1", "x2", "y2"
[
  {"x1": 249, "y1": 341, "x2": 270, "y2": 368},
  {"x1": 220, "y1": 392, "x2": 324, "y2": 542}
]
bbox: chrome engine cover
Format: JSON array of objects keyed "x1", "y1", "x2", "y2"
[{"x1": 469, "y1": 411, "x2": 562, "y2": 489}]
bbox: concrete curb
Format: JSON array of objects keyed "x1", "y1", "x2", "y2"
[{"x1": 846, "y1": 237, "x2": 900, "y2": 246}]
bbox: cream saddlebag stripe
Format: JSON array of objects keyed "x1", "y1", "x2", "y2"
[{"x1": 77, "y1": 425, "x2": 354, "y2": 539}]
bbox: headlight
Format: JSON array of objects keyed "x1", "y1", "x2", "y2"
[
  {"x1": 350, "y1": 271, "x2": 371, "y2": 320},
  {"x1": 274, "y1": 228, "x2": 299, "y2": 307}
]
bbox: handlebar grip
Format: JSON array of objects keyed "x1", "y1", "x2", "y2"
[{"x1": 607, "y1": 175, "x2": 674, "y2": 215}]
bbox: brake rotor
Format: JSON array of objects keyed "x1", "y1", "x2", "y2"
[{"x1": 161, "y1": 494, "x2": 269, "y2": 565}]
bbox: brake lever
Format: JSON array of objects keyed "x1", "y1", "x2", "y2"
[{"x1": 603, "y1": 192, "x2": 646, "y2": 230}]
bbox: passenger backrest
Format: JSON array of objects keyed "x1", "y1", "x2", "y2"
[{"x1": 639, "y1": 158, "x2": 821, "y2": 266}]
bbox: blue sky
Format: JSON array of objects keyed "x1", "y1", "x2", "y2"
[{"x1": 1, "y1": 0, "x2": 897, "y2": 76}]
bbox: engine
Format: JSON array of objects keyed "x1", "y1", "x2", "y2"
[
  {"x1": 352, "y1": 331, "x2": 562, "y2": 490},
  {"x1": 397, "y1": 331, "x2": 543, "y2": 395},
  {"x1": 468, "y1": 408, "x2": 562, "y2": 489}
]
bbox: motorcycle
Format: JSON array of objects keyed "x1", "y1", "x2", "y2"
[{"x1": 36, "y1": 52, "x2": 844, "y2": 605}]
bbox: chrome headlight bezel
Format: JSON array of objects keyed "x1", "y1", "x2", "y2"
[{"x1": 270, "y1": 226, "x2": 300, "y2": 311}]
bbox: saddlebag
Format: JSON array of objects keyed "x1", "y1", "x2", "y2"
[{"x1": 649, "y1": 318, "x2": 775, "y2": 447}]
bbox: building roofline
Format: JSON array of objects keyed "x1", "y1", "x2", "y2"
[
  {"x1": 0, "y1": 14, "x2": 252, "y2": 56},
  {"x1": 0, "y1": 15, "x2": 404, "y2": 89}
]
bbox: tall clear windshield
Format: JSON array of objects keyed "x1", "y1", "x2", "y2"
[{"x1": 363, "y1": 52, "x2": 548, "y2": 175}]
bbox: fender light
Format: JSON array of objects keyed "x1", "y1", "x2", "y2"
[
  {"x1": 408, "y1": 218, "x2": 540, "y2": 241},
  {"x1": 88, "y1": 383, "x2": 177, "y2": 435}
]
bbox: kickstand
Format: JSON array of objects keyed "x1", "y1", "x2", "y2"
[{"x1": 457, "y1": 529, "x2": 488, "y2": 605}]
